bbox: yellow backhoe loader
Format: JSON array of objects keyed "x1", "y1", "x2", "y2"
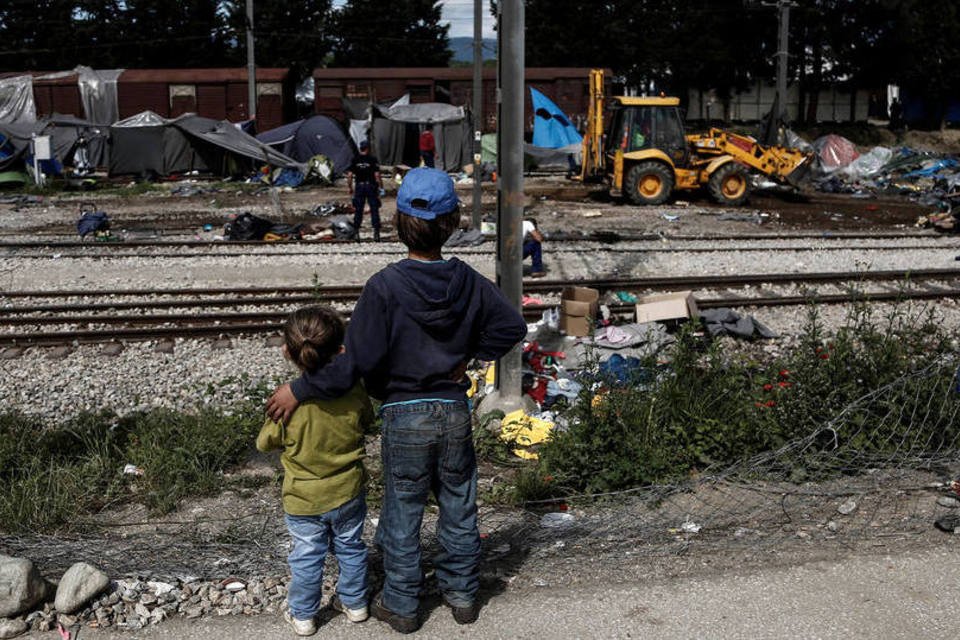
[{"x1": 580, "y1": 69, "x2": 811, "y2": 206}]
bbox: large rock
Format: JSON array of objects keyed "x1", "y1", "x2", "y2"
[
  {"x1": 0, "y1": 556, "x2": 46, "y2": 618},
  {"x1": 0, "y1": 618, "x2": 28, "y2": 639},
  {"x1": 54, "y1": 563, "x2": 110, "y2": 614}
]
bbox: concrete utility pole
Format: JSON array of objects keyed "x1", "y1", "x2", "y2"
[
  {"x1": 768, "y1": 0, "x2": 796, "y2": 124},
  {"x1": 471, "y1": 0, "x2": 483, "y2": 229},
  {"x1": 245, "y1": 0, "x2": 257, "y2": 121},
  {"x1": 494, "y1": 0, "x2": 524, "y2": 406}
]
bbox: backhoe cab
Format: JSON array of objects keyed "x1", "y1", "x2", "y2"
[{"x1": 580, "y1": 70, "x2": 811, "y2": 206}]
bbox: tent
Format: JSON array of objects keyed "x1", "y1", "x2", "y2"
[
  {"x1": 109, "y1": 111, "x2": 300, "y2": 177},
  {"x1": 343, "y1": 96, "x2": 471, "y2": 172},
  {"x1": 0, "y1": 114, "x2": 108, "y2": 172},
  {"x1": 530, "y1": 88, "x2": 582, "y2": 149},
  {"x1": 256, "y1": 115, "x2": 356, "y2": 176}
]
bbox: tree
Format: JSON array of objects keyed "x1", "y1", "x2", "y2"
[
  {"x1": 0, "y1": 0, "x2": 83, "y2": 70},
  {"x1": 332, "y1": 0, "x2": 451, "y2": 67},
  {"x1": 223, "y1": 0, "x2": 335, "y2": 81},
  {"x1": 120, "y1": 0, "x2": 231, "y2": 68}
]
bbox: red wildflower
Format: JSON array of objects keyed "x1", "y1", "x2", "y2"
[
  {"x1": 544, "y1": 475, "x2": 554, "y2": 483},
  {"x1": 558, "y1": 503, "x2": 569, "y2": 511},
  {"x1": 763, "y1": 383, "x2": 774, "y2": 391},
  {"x1": 765, "y1": 400, "x2": 776, "y2": 407},
  {"x1": 820, "y1": 353, "x2": 830, "y2": 360},
  {"x1": 755, "y1": 402, "x2": 764, "y2": 407},
  {"x1": 779, "y1": 370, "x2": 790, "y2": 378},
  {"x1": 778, "y1": 381, "x2": 792, "y2": 388}
]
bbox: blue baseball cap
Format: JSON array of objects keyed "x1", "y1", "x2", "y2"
[{"x1": 397, "y1": 168, "x2": 460, "y2": 220}]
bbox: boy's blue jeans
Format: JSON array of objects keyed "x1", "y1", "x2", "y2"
[
  {"x1": 377, "y1": 400, "x2": 479, "y2": 618},
  {"x1": 352, "y1": 183, "x2": 381, "y2": 231},
  {"x1": 285, "y1": 493, "x2": 368, "y2": 619}
]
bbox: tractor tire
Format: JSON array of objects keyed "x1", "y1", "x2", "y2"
[
  {"x1": 624, "y1": 161, "x2": 674, "y2": 205},
  {"x1": 708, "y1": 162, "x2": 750, "y2": 206}
]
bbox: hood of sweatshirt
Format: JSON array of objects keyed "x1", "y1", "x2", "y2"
[{"x1": 382, "y1": 258, "x2": 475, "y2": 334}]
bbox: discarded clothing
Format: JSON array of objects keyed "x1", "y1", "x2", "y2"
[
  {"x1": 593, "y1": 323, "x2": 671, "y2": 350},
  {"x1": 599, "y1": 353, "x2": 655, "y2": 385},
  {"x1": 700, "y1": 308, "x2": 777, "y2": 339},
  {"x1": 444, "y1": 228, "x2": 485, "y2": 247},
  {"x1": 77, "y1": 209, "x2": 109, "y2": 237},
  {"x1": 500, "y1": 408, "x2": 555, "y2": 460},
  {"x1": 546, "y1": 377, "x2": 582, "y2": 400}
]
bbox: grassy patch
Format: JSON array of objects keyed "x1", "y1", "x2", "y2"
[{"x1": 0, "y1": 396, "x2": 266, "y2": 534}]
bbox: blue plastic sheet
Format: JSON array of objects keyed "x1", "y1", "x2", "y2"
[{"x1": 530, "y1": 88, "x2": 582, "y2": 149}]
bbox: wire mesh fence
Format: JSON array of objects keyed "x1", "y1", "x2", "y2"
[{"x1": 4, "y1": 356, "x2": 958, "y2": 582}]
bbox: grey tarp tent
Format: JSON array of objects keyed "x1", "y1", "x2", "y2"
[
  {"x1": 256, "y1": 115, "x2": 356, "y2": 176},
  {"x1": 0, "y1": 114, "x2": 108, "y2": 171},
  {"x1": 109, "y1": 111, "x2": 300, "y2": 177},
  {"x1": 365, "y1": 101, "x2": 471, "y2": 172}
]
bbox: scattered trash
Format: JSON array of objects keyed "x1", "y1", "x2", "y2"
[
  {"x1": 935, "y1": 514, "x2": 960, "y2": 533},
  {"x1": 76, "y1": 203, "x2": 110, "y2": 238},
  {"x1": 660, "y1": 213, "x2": 680, "y2": 222},
  {"x1": 937, "y1": 496, "x2": 960, "y2": 508},
  {"x1": 539, "y1": 512, "x2": 575, "y2": 529},
  {"x1": 122, "y1": 464, "x2": 144, "y2": 476},
  {"x1": 837, "y1": 499, "x2": 858, "y2": 515},
  {"x1": 680, "y1": 521, "x2": 702, "y2": 534},
  {"x1": 700, "y1": 308, "x2": 778, "y2": 339},
  {"x1": 581, "y1": 209, "x2": 603, "y2": 218}
]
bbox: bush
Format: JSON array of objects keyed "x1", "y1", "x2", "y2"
[{"x1": 525, "y1": 304, "x2": 960, "y2": 500}]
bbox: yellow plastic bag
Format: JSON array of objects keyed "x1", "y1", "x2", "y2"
[{"x1": 500, "y1": 409, "x2": 554, "y2": 460}]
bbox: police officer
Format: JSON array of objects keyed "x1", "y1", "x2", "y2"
[{"x1": 347, "y1": 140, "x2": 384, "y2": 241}]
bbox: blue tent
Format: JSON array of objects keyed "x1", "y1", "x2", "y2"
[
  {"x1": 530, "y1": 88, "x2": 582, "y2": 149},
  {"x1": 257, "y1": 115, "x2": 356, "y2": 177}
]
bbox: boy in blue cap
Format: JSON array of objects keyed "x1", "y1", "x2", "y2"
[{"x1": 267, "y1": 167, "x2": 527, "y2": 633}]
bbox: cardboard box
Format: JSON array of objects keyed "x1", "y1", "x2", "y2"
[
  {"x1": 561, "y1": 286, "x2": 599, "y2": 317},
  {"x1": 635, "y1": 291, "x2": 699, "y2": 324},
  {"x1": 560, "y1": 286, "x2": 599, "y2": 336},
  {"x1": 559, "y1": 314, "x2": 593, "y2": 337}
]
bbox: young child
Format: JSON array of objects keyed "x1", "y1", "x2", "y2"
[
  {"x1": 257, "y1": 305, "x2": 374, "y2": 637},
  {"x1": 266, "y1": 168, "x2": 527, "y2": 634}
]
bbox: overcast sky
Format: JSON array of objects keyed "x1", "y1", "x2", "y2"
[{"x1": 331, "y1": 1, "x2": 496, "y2": 39}]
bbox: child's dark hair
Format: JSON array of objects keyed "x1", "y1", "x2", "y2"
[
  {"x1": 282, "y1": 305, "x2": 345, "y2": 371},
  {"x1": 393, "y1": 210, "x2": 460, "y2": 252}
]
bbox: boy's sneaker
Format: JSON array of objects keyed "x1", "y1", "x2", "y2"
[
  {"x1": 283, "y1": 610, "x2": 317, "y2": 636},
  {"x1": 371, "y1": 595, "x2": 420, "y2": 634},
  {"x1": 443, "y1": 598, "x2": 480, "y2": 625},
  {"x1": 330, "y1": 595, "x2": 369, "y2": 623}
]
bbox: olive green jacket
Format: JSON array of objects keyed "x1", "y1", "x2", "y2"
[{"x1": 256, "y1": 384, "x2": 373, "y2": 515}]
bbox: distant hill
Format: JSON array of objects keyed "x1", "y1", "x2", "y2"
[{"x1": 449, "y1": 37, "x2": 497, "y2": 63}]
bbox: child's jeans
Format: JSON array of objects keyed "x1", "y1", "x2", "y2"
[
  {"x1": 285, "y1": 493, "x2": 368, "y2": 619},
  {"x1": 377, "y1": 400, "x2": 479, "y2": 618},
  {"x1": 523, "y1": 239, "x2": 544, "y2": 272}
]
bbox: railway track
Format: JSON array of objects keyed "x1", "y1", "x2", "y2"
[{"x1": 2, "y1": 268, "x2": 960, "y2": 346}]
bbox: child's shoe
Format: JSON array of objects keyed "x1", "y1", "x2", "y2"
[
  {"x1": 283, "y1": 610, "x2": 317, "y2": 636},
  {"x1": 331, "y1": 595, "x2": 369, "y2": 622}
]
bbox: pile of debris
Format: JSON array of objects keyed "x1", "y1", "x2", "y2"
[
  {"x1": 798, "y1": 131, "x2": 959, "y2": 231},
  {"x1": 472, "y1": 287, "x2": 774, "y2": 459}
]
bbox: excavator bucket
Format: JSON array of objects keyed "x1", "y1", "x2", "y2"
[{"x1": 782, "y1": 154, "x2": 812, "y2": 187}]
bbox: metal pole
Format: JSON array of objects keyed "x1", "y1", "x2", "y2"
[
  {"x1": 494, "y1": 0, "x2": 523, "y2": 404},
  {"x1": 775, "y1": 0, "x2": 792, "y2": 124},
  {"x1": 245, "y1": 0, "x2": 257, "y2": 121},
  {"x1": 471, "y1": 0, "x2": 483, "y2": 230}
]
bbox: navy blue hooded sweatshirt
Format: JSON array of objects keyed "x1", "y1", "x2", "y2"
[{"x1": 290, "y1": 258, "x2": 527, "y2": 404}]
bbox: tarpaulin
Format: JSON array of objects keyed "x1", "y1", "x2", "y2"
[
  {"x1": 0, "y1": 76, "x2": 37, "y2": 123},
  {"x1": 76, "y1": 67, "x2": 123, "y2": 124},
  {"x1": 813, "y1": 134, "x2": 859, "y2": 173},
  {"x1": 530, "y1": 87, "x2": 582, "y2": 149}
]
